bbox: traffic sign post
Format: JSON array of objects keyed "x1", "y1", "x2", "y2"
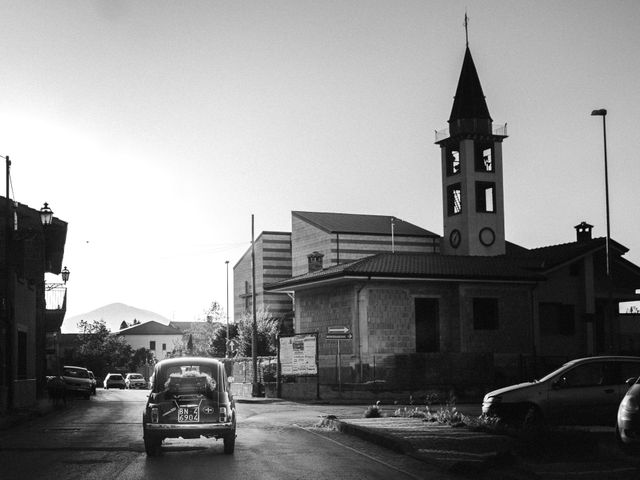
[{"x1": 326, "y1": 326, "x2": 352, "y2": 396}]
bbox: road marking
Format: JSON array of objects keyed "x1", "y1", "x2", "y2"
[{"x1": 295, "y1": 424, "x2": 425, "y2": 480}]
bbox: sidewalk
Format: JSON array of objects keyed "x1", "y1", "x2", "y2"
[{"x1": 0, "y1": 398, "x2": 61, "y2": 431}]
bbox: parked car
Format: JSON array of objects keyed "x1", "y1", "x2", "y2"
[
  {"x1": 142, "y1": 356, "x2": 236, "y2": 456},
  {"x1": 103, "y1": 373, "x2": 126, "y2": 389},
  {"x1": 125, "y1": 373, "x2": 147, "y2": 389},
  {"x1": 88, "y1": 370, "x2": 97, "y2": 395},
  {"x1": 482, "y1": 356, "x2": 640, "y2": 425},
  {"x1": 616, "y1": 375, "x2": 640, "y2": 446},
  {"x1": 61, "y1": 365, "x2": 92, "y2": 399}
]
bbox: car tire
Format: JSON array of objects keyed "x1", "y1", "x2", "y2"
[
  {"x1": 223, "y1": 431, "x2": 236, "y2": 454},
  {"x1": 144, "y1": 433, "x2": 162, "y2": 456}
]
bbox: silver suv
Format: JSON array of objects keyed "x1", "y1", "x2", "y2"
[{"x1": 482, "y1": 356, "x2": 640, "y2": 425}]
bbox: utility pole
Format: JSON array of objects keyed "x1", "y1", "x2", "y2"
[
  {"x1": 3, "y1": 156, "x2": 13, "y2": 410},
  {"x1": 251, "y1": 215, "x2": 258, "y2": 396}
]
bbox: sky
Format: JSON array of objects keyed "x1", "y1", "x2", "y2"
[{"x1": 0, "y1": 1, "x2": 639, "y2": 332}]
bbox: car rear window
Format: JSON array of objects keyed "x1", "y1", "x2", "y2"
[
  {"x1": 129, "y1": 374, "x2": 143, "y2": 379},
  {"x1": 110, "y1": 374, "x2": 124, "y2": 380},
  {"x1": 154, "y1": 364, "x2": 221, "y2": 396},
  {"x1": 63, "y1": 367, "x2": 89, "y2": 378}
]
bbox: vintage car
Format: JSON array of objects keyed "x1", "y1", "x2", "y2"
[
  {"x1": 142, "y1": 357, "x2": 236, "y2": 456},
  {"x1": 125, "y1": 373, "x2": 147, "y2": 389},
  {"x1": 61, "y1": 365, "x2": 92, "y2": 399}
]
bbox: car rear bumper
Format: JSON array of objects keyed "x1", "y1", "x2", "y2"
[{"x1": 144, "y1": 422, "x2": 235, "y2": 438}]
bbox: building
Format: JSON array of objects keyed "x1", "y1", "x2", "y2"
[
  {"x1": 116, "y1": 321, "x2": 183, "y2": 361},
  {"x1": 233, "y1": 213, "x2": 439, "y2": 329},
  {"x1": 1, "y1": 197, "x2": 68, "y2": 411},
  {"x1": 263, "y1": 43, "x2": 640, "y2": 397}
]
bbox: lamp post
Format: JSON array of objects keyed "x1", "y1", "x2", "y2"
[
  {"x1": 591, "y1": 108, "x2": 614, "y2": 351},
  {"x1": 225, "y1": 260, "x2": 229, "y2": 358}
]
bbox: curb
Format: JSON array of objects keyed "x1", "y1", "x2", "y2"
[{"x1": 330, "y1": 418, "x2": 514, "y2": 474}]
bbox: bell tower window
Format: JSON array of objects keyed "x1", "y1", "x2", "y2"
[
  {"x1": 476, "y1": 182, "x2": 495, "y2": 213},
  {"x1": 447, "y1": 183, "x2": 462, "y2": 216},
  {"x1": 446, "y1": 148, "x2": 461, "y2": 176},
  {"x1": 475, "y1": 143, "x2": 494, "y2": 172}
]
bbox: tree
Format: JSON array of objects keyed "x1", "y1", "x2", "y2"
[
  {"x1": 235, "y1": 308, "x2": 279, "y2": 357},
  {"x1": 72, "y1": 319, "x2": 136, "y2": 378}
]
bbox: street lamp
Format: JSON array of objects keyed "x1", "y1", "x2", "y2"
[
  {"x1": 591, "y1": 108, "x2": 614, "y2": 351},
  {"x1": 39, "y1": 202, "x2": 53, "y2": 226},
  {"x1": 61, "y1": 266, "x2": 70, "y2": 284}
]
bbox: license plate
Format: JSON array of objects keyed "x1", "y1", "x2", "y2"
[{"x1": 178, "y1": 406, "x2": 199, "y2": 423}]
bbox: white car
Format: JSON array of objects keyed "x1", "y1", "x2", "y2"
[{"x1": 125, "y1": 373, "x2": 147, "y2": 389}]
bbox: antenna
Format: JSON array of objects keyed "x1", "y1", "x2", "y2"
[{"x1": 464, "y1": 11, "x2": 469, "y2": 47}]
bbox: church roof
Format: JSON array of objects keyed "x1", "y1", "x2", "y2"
[
  {"x1": 266, "y1": 252, "x2": 543, "y2": 291},
  {"x1": 449, "y1": 47, "x2": 492, "y2": 122},
  {"x1": 292, "y1": 211, "x2": 438, "y2": 237}
]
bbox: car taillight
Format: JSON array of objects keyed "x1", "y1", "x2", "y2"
[
  {"x1": 219, "y1": 407, "x2": 227, "y2": 422},
  {"x1": 151, "y1": 407, "x2": 159, "y2": 423}
]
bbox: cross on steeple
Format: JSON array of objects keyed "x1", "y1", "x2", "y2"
[{"x1": 464, "y1": 12, "x2": 469, "y2": 47}]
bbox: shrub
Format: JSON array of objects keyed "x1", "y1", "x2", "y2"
[{"x1": 364, "y1": 401, "x2": 383, "y2": 418}]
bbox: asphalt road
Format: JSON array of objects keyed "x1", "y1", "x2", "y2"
[{"x1": 0, "y1": 389, "x2": 454, "y2": 480}]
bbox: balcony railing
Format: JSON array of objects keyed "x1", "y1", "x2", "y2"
[
  {"x1": 435, "y1": 123, "x2": 508, "y2": 142},
  {"x1": 45, "y1": 285, "x2": 67, "y2": 311}
]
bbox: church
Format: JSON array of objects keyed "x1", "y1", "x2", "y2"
[{"x1": 236, "y1": 39, "x2": 640, "y2": 398}]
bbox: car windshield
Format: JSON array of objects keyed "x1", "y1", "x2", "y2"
[
  {"x1": 63, "y1": 367, "x2": 89, "y2": 378},
  {"x1": 153, "y1": 363, "x2": 221, "y2": 398}
]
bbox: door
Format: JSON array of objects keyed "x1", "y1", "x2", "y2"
[{"x1": 415, "y1": 298, "x2": 439, "y2": 353}]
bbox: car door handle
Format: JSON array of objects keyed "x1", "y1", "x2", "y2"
[{"x1": 604, "y1": 388, "x2": 614, "y2": 394}]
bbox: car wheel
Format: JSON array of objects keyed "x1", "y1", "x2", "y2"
[
  {"x1": 144, "y1": 435, "x2": 161, "y2": 456},
  {"x1": 223, "y1": 431, "x2": 236, "y2": 454}
]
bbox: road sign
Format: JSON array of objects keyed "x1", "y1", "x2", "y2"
[
  {"x1": 328, "y1": 326, "x2": 350, "y2": 334},
  {"x1": 326, "y1": 333, "x2": 353, "y2": 340}
]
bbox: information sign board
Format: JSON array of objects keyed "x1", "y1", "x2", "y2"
[{"x1": 279, "y1": 334, "x2": 318, "y2": 376}]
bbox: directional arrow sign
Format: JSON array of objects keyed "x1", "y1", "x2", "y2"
[
  {"x1": 326, "y1": 333, "x2": 353, "y2": 340},
  {"x1": 328, "y1": 326, "x2": 350, "y2": 334}
]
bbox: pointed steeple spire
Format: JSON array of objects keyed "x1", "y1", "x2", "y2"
[{"x1": 449, "y1": 47, "x2": 492, "y2": 123}]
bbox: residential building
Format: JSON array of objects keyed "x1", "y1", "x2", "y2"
[
  {"x1": 1, "y1": 198, "x2": 68, "y2": 411},
  {"x1": 116, "y1": 321, "x2": 183, "y2": 361}
]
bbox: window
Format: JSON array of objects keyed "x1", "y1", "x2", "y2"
[
  {"x1": 540, "y1": 303, "x2": 575, "y2": 335},
  {"x1": 150, "y1": 341, "x2": 156, "y2": 350},
  {"x1": 162, "y1": 343, "x2": 167, "y2": 351},
  {"x1": 473, "y1": 298, "x2": 499, "y2": 330},
  {"x1": 447, "y1": 183, "x2": 462, "y2": 216},
  {"x1": 561, "y1": 363, "x2": 603, "y2": 388},
  {"x1": 17, "y1": 331, "x2": 27, "y2": 380},
  {"x1": 476, "y1": 144, "x2": 494, "y2": 172},
  {"x1": 475, "y1": 182, "x2": 496, "y2": 213},
  {"x1": 446, "y1": 148, "x2": 461, "y2": 176}
]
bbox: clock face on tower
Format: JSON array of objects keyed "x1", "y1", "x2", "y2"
[
  {"x1": 479, "y1": 227, "x2": 496, "y2": 246},
  {"x1": 449, "y1": 229, "x2": 461, "y2": 249}
]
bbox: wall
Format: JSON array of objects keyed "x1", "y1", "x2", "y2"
[{"x1": 119, "y1": 333, "x2": 183, "y2": 360}]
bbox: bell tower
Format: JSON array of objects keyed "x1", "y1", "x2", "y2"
[{"x1": 436, "y1": 42, "x2": 507, "y2": 256}]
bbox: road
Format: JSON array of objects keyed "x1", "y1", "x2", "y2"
[{"x1": 0, "y1": 390, "x2": 454, "y2": 480}]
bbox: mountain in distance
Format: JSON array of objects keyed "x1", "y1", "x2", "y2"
[{"x1": 62, "y1": 303, "x2": 172, "y2": 333}]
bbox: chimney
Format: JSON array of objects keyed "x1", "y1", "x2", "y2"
[
  {"x1": 307, "y1": 251, "x2": 324, "y2": 273},
  {"x1": 574, "y1": 221, "x2": 593, "y2": 243}
]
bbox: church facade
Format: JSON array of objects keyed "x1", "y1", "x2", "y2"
[{"x1": 262, "y1": 42, "x2": 640, "y2": 397}]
